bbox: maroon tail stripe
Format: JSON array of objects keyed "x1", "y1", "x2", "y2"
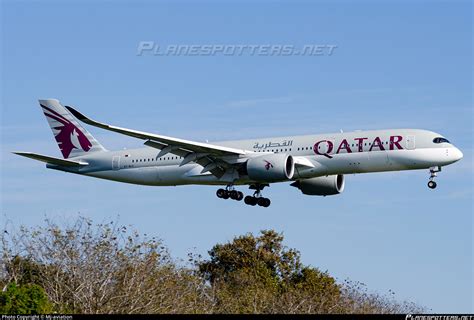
[{"x1": 40, "y1": 104, "x2": 71, "y2": 124}]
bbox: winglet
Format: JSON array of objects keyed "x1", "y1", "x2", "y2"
[
  {"x1": 65, "y1": 106, "x2": 112, "y2": 131},
  {"x1": 65, "y1": 106, "x2": 88, "y2": 121}
]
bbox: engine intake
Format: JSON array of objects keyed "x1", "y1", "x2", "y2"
[
  {"x1": 291, "y1": 174, "x2": 345, "y2": 196},
  {"x1": 246, "y1": 153, "x2": 294, "y2": 182}
]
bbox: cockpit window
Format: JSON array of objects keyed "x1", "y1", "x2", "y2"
[{"x1": 433, "y1": 137, "x2": 450, "y2": 144}]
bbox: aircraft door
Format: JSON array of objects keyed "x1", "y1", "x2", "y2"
[
  {"x1": 112, "y1": 156, "x2": 121, "y2": 170},
  {"x1": 406, "y1": 135, "x2": 416, "y2": 150}
]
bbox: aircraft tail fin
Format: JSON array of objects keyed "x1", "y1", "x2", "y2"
[{"x1": 39, "y1": 99, "x2": 106, "y2": 159}]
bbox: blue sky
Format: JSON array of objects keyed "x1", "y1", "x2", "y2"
[{"x1": 1, "y1": 0, "x2": 472, "y2": 312}]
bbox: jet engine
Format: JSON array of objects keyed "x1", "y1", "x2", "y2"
[
  {"x1": 246, "y1": 154, "x2": 294, "y2": 182},
  {"x1": 290, "y1": 174, "x2": 345, "y2": 196}
]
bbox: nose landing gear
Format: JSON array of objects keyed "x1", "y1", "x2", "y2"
[{"x1": 428, "y1": 166, "x2": 441, "y2": 189}]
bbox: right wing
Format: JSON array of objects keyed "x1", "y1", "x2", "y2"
[
  {"x1": 13, "y1": 152, "x2": 88, "y2": 167},
  {"x1": 66, "y1": 106, "x2": 252, "y2": 177}
]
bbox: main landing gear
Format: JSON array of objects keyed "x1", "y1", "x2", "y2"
[
  {"x1": 216, "y1": 183, "x2": 271, "y2": 207},
  {"x1": 216, "y1": 185, "x2": 244, "y2": 201},
  {"x1": 428, "y1": 166, "x2": 441, "y2": 189},
  {"x1": 244, "y1": 184, "x2": 271, "y2": 208}
]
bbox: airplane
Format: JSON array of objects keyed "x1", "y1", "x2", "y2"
[{"x1": 14, "y1": 99, "x2": 463, "y2": 208}]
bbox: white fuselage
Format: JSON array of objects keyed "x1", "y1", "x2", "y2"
[{"x1": 50, "y1": 129, "x2": 463, "y2": 186}]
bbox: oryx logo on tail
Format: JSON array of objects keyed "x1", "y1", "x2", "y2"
[{"x1": 41, "y1": 104, "x2": 92, "y2": 158}]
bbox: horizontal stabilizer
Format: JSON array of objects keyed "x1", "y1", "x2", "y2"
[{"x1": 13, "y1": 152, "x2": 88, "y2": 167}]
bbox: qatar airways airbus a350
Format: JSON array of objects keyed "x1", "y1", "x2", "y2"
[{"x1": 14, "y1": 99, "x2": 463, "y2": 207}]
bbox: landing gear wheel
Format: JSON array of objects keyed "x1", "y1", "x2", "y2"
[
  {"x1": 244, "y1": 196, "x2": 252, "y2": 205},
  {"x1": 257, "y1": 197, "x2": 271, "y2": 207},
  {"x1": 221, "y1": 190, "x2": 230, "y2": 199},
  {"x1": 244, "y1": 196, "x2": 257, "y2": 206},
  {"x1": 428, "y1": 181, "x2": 437, "y2": 189},
  {"x1": 236, "y1": 191, "x2": 244, "y2": 201},
  {"x1": 216, "y1": 189, "x2": 225, "y2": 198},
  {"x1": 263, "y1": 198, "x2": 271, "y2": 207},
  {"x1": 230, "y1": 190, "x2": 238, "y2": 200}
]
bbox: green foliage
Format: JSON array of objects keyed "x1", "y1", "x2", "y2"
[{"x1": 0, "y1": 282, "x2": 52, "y2": 314}]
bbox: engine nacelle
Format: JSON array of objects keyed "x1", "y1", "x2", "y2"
[
  {"x1": 246, "y1": 153, "x2": 294, "y2": 182},
  {"x1": 291, "y1": 175, "x2": 345, "y2": 196}
]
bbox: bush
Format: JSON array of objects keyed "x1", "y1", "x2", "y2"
[{"x1": 0, "y1": 283, "x2": 52, "y2": 314}]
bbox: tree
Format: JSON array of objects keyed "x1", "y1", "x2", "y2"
[{"x1": 198, "y1": 230, "x2": 341, "y2": 313}]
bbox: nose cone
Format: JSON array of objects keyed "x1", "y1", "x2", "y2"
[{"x1": 452, "y1": 147, "x2": 463, "y2": 162}]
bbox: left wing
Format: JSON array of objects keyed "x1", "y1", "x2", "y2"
[{"x1": 66, "y1": 106, "x2": 251, "y2": 177}]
